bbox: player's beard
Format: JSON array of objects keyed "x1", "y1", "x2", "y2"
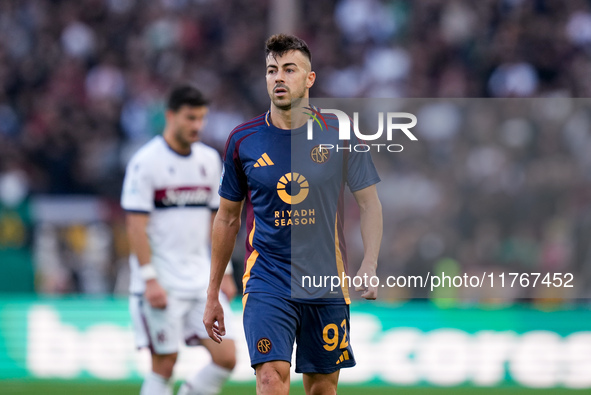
[
  {"x1": 271, "y1": 84, "x2": 307, "y2": 111},
  {"x1": 176, "y1": 127, "x2": 198, "y2": 150}
]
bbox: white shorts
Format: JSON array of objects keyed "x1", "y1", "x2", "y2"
[{"x1": 129, "y1": 293, "x2": 235, "y2": 355}]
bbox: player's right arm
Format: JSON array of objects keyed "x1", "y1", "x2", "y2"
[
  {"x1": 121, "y1": 147, "x2": 166, "y2": 309},
  {"x1": 126, "y1": 212, "x2": 167, "y2": 309},
  {"x1": 204, "y1": 197, "x2": 243, "y2": 343}
]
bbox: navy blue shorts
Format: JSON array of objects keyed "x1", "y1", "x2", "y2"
[{"x1": 242, "y1": 292, "x2": 356, "y2": 374}]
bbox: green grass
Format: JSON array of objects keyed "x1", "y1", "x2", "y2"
[{"x1": 0, "y1": 381, "x2": 590, "y2": 395}]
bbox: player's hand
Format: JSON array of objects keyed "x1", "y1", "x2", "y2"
[
  {"x1": 355, "y1": 259, "x2": 378, "y2": 300},
  {"x1": 220, "y1": 274, "x2": 237, "y2": 300},
  {"x1": 145, "y1": 279, "x2": 167, "y2": 309},
  {"x1": 203, "y1": 295, "x2": 226, "y2": 343}
]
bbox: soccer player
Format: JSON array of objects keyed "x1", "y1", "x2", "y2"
[
  {"x1": 204, "y1": 34, "x2": 383, "y2": 395},
  {"x1": 121, "y1": 85, "x2": 237, "y2": 395}
]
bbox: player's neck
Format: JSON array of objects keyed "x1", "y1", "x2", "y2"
[
  {"x1": 269, "y1": 104, "x2": 309, "y2": 130},
  {"x1": 163, "y1": 129, "x2": 192, "y2": 156}
]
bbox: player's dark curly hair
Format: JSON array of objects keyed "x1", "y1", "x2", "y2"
[
  {"x1": 265, "y1": 34, "x2": 312, "y2": 62},
  {"x1": 167, "y1": 84, "x2": 209, "y2": 111}
]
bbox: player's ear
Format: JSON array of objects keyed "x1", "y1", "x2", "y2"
[
  {"x1": 306, "y1": 71, "x2": 316, "y2": 89},
  {"x1": 164, "y1": 109, "x2": 175, "y2": 124}
]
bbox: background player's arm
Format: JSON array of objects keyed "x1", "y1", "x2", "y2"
[
  {"x1": 126, "y1": 212, "x2": 167, "y2": 308},
  {"x1": 210, "y1": 211, "x2": 237, "y2": 300},
  {"x1": 204, "y1": 197, "x2": 244, "y2": 342},
  {"x1": 352, "y1": 184, "x2": 383, "y2": 300}
]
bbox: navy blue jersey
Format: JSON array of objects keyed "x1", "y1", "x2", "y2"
[{"x1": 220, "y1": 111, "x2": 380, "y2": 304}]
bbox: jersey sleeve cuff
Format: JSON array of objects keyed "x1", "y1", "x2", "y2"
[
  {"x1": 348, "y1": 176, "x2": 381, "y2": 192},
  {"x1": 123, "y1": 209, "x2": 151, "y2": 214},
  {"x1": 219, "y1": 191, "x2": 245, "y2": 202}
]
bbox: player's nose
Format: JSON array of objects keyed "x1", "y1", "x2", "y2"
[{"x1": 193, "y1": 120, "x2": 204, "y2": 130}]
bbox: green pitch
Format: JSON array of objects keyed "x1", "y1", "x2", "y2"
[{"x1": 0, "y1": 381, "x2": 589, "y2": 395}]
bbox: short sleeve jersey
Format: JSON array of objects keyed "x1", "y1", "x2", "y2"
[
  {"x1": 121, "y1": 136, "x2": 222, "y2": 298},
  {"x1": 220, "y1": 111, "x2": 380, "y2": 304}
]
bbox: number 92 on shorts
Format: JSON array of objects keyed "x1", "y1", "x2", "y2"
[{"x1": 242, "y1": 292, "x2": 356, "y2": 374}]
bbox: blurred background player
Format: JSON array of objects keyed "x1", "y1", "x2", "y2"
[
  {"x1": 204, "y1": 34, "x2": 382, "y2": 395},
  {"x1": 121, "y1": 85, "x2": 237, "y2": 395}
]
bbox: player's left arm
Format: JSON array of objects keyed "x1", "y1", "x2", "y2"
[{"x1": 352, "y1": 184, "x2": 382, "y2": 300}]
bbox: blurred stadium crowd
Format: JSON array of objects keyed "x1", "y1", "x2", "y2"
[{"x1": 1, "y1": 0, "x2": 591, "y2": 298}]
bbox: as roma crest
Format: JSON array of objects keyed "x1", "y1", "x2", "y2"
[{"x1": 310, "y1": 145, "x2": 330, "y2": 164}]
